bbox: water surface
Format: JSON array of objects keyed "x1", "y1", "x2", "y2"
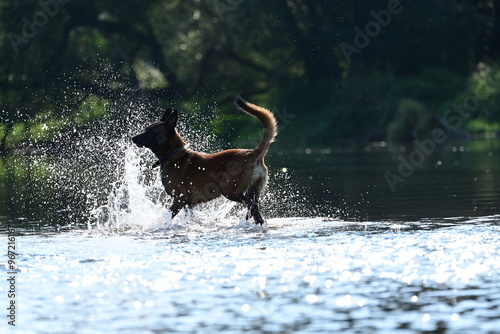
[
  {"x1": 3, "y1": 217, "x2": 500, "y2": 333},
  {"x1": 1, "y1": 139, "x2": 500, "y2": 333}
]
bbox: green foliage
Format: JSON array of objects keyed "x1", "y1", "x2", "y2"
[
  {"x1": 6, "y1": 123, "x2": 26, "y2": 147},
  {"x1": 0, "y1": 0, "x2": 500, "y2": 150},
  {"x1": 74, "y1": 96, "x2": 109, "y2": 125},
  {"x1": 467, "y1": 119, "x2": 500, "y2": 133},
  {"x1": 0, "y1": 123, "x2": 5, "y2": 143},
  {"x1": 0, "y1": 94, "x2": 110, "y2": 149},
  {"x1": 464, "y1": 64, "x2": 500, "y2": 125}
]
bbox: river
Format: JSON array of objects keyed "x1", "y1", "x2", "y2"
[{"x1": 1, "y1": 138, "x2": 500, "y2": 333}]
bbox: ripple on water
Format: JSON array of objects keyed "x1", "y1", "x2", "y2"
[{"x1": 4, "y1": 216, "x2": 500, "y2": 333}]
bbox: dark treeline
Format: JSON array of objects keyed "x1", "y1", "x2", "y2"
[{"x1": 1, "y1": 0, "x2": 499, "y2": 151}]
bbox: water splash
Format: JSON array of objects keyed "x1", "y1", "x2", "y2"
[
  {"x1": 91, "y1": 146, "x2": 172, "y2": 231},
  {"x1": 39, "y1": 96, "x2": 311, "y2": 233},
  {"x1": 90, "y1": 143, "x2": 254, "y2": 233}
]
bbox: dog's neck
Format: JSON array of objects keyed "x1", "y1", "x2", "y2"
[
  {"x1": 152, "y1": 130, "x2": 187, "y2": 168},
  {"x1": 152, "y1": 145, "x2": 187, "y2": 168}
]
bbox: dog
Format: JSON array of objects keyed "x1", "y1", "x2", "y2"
[{"x1": 131, "y1": 96, "x2": 277, "y2": 225}]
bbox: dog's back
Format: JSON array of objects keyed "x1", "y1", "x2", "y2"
[{"x1": 162, "y1": 97, "x2": 277, "y2": 204}]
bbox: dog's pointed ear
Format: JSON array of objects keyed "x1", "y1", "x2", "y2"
[
  {"x1": 166, "y1": 109, "x2": 178, "y2": 129},
  {"x1": 161, "y1": 108, "x2": 173, "y2": 122}
]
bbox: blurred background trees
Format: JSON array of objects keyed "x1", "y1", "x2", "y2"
[{"x1": 1, "y1": 0, "x2": 499, "y2": 151}]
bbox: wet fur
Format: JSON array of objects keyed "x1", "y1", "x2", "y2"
[{"x1": 132, "y1": 96, "x2": 277, "y2": 225}]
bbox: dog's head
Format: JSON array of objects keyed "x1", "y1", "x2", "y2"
[{"x1": 132, "y1": 108, "x2": 178, "y2": 152}]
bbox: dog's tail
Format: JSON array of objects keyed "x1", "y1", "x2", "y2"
[{"x1": 234, "y1": 95, "x2": 277, "y2": 156}]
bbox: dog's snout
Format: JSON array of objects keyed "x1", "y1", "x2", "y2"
[{"x1": 132, "y1": 135, "x2": 143, "y2": 147}]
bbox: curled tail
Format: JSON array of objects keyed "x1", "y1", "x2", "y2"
[{"x1": 234, "y1": 95, "x2": 277, "y2": 155}]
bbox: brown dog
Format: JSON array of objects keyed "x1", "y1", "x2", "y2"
[{"x1": 131, "y1": 96, "x2": 277, "y2": 225}]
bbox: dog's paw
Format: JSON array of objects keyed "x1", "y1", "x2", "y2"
[{"x1": 254, "y1": 215, "x2": 265, "y2": 225}]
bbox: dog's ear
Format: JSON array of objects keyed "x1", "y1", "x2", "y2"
[
  {"x1": 166, "y1": 109, "x2": 178, "y2": 129},
  {"x1": 161, "y1": 108, "x2": 173, "y2": 122}
]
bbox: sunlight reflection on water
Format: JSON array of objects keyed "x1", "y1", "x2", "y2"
[{"x1": 3, "y1": 217, "x2": 500, "y2": 333}]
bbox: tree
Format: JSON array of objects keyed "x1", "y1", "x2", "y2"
[{"x1": 0, "y1": 0, "x2": 498, "y2": 150}]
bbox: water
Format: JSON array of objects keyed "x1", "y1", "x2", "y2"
[
  {"x1": 3, "y1": 218, "x2": 500, "y2": 333},
  {"x1": 1, "y1": 121, "x2": 500, "y2": 332}
]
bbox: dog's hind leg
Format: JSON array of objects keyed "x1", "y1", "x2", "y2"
[
  {"x1": 235, "y1": 189, "x2": 265, "y2": 225},
  {"x1": 226, "y1": 190, "x2": 265, "y2": 225},
  {"x1": 246, "y1": 188, "x2": 265, "y2": 225},
  {"x1": 169, "y1": 199, "x2": 186, "y2": 220}
]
